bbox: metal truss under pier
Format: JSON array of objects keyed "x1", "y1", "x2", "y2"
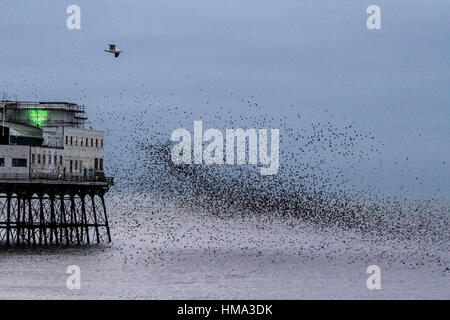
[{"x1": 0, "y1": 181, "x2": 111, "y2": 245}]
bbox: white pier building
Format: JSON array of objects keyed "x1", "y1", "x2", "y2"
[{"x1": 0, "y1": 101, "x2": 106, "y2": 181}]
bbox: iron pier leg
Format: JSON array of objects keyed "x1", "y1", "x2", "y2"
[
  {"x1": 39, "y1": 194, "x2": 48, "y2": 246},
  {"x1": 91, "y1": 194, "x2": 101, "y2": 244},
  {"x1": 50, "y1": 195, "x2": 58, "y2": 244},
  {"x1": 70, "y1": 194, "x2": 80, "y2": 245},
  {"x1": 16, "y1": 196, "x2": 21, "y2": 245},
  {"x1": 28, "y1": 195, "x2": 36, "y2": 245},
  {"x1": 100, "y1": 194, "x2": 111, "y2": 243},
  {"x1": 6, "y1": 193, "x2": 11, "y2": 245},
  {"x1": 60, "y1": 194, "x2": 69, "y2": 245},
  {"x1": 22, "y1": 195, "x2": 27, "y2": 242},
  {"x1": 81, "y1": 194, "x2": 90, "y2": 244}
]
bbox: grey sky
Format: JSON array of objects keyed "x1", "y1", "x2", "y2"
[{"x1": 0, "y1": 0, "x2": 449, "y2": 196}]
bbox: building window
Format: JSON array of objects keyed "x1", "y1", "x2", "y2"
[
  {"x1": 43, "y1": 154, "x2": 46, "y2": 164},
  {"x1": 60, "y1": 155, "x2": 63, "y2": 165},
  {"x1": 91, "y1": 138, "x2": 93, "y2": 147},
  {"x1": 38, "y1": 154, "x2": 41, "y2": 164},
  {"x1": 99, "y1": 158, "x2": 104, "y2": 171},
  {"x1": 96, "y1": 139, "x2": 98, "y2": 148},
  {"x1": 70, "y1": 160, "x2": 73, "y2": 173},
  {"x1": 49, "y1": 155, "x2": 52, "y2": 165},
  {"x1": 12, "y1": 158, "x2": 27, "y2": 167},
  {"x1": 65, "y1": 136, "x2": 68, "y2": 145},
  {"x1": 81, "y1": 138, "x2": 83, "y2": 146},
  {"x1": 32, "y1": 154, "x2": 35, "y2": 164},
  {"x1": 70, "y1": 136, "x2": 73, "y2": 145},
  {"x1": 75, "y1": 160, "x2": 78, "y2": 170},
  {"x1": 54, "y1": 155, "x2": 57, "y2": 165},
  {"x1": 0, "y1": 158, "x2": 4, "y2": 167},
  {"x1": 75, "y1": 137, "x2": 78, "y2": 146},
  {"x1": 94, "y1": 158, "x2": 98, "y2": 170},
  {"x1": 101, "y1": 140, "x2": 104, "y2": 148}
]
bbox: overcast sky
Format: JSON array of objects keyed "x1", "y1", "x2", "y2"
[{"x1": 0, "y1": 0, "x2": 449, "y2": 196}]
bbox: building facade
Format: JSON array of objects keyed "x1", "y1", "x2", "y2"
[{"x1": 0, "y1": 101, "x2": 105, "y2": 180}]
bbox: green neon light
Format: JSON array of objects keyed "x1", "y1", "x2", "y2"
[{"x1": 27, "y1": 109, "x2": 49, "y2": 127}]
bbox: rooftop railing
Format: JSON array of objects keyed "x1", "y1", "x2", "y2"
[
  {"x1": 3, "y1": 102, "x2": 85, "y2": 113},
  {"x1": 0, "y1": 173, "x2": 114, "y2": 185}
]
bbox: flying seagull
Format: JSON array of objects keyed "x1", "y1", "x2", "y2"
[{"x1": 104, "y1": 44, "x2": 123, "y2": 58}]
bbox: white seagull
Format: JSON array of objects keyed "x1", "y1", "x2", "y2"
[{"x1": 104, "y1": 44, "x2": 123, "y2": 58}]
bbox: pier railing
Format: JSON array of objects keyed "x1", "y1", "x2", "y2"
[{"x1": 0, "y1": 173, "x2": 114, "y2": 185}]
